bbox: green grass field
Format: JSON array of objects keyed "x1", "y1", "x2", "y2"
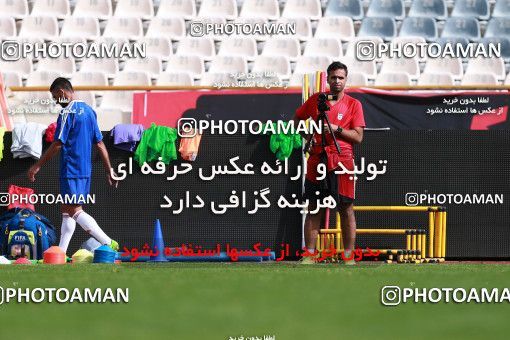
[{"x1": 1, "y1": 263, "x2": 510, "y2": 340}]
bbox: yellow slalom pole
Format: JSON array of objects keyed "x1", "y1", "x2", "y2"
[
  {"x1": 355, "y1": 229, "x2": 408, "y2": 235},
  {"x1": 421, "y1": 232, "x2": 427, "y2": 259},
  {"x1": 303, "y1": 74, "x2": 309, "y2": 102},
  {"x1": 441, "y1": 210, "x2": 447, "y2": 259},
  {"x1": 354, "y1": 206, "x2": 440, "y2": 212},
  {"x1": 336, "y1": 212, "x2": 341, "y2": 253},
  {"x1": 405, "y1": 233, "x2": 411, "y2": 262},
  {"x1": 429, "y1": 211, "x2": 435, "y2": 259},
  {"x1": 411, "y1": 232, "x2": 417, "y2": 261},
  {"x1": 435, "y1": 211, "x2": 443, "y2": 259},
  {"x1": 320, "y1": 228, "x2": 409, "y2": 234},
  {"x1": 315, "y1": 71, "x2": 321, "y2": 96},
  {"x1": 417, "y1": 231, "x2": 422, "y2": 260}
]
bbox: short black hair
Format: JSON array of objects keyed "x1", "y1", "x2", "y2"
[
  {"x1": 50, "y1": 77, "x2": 73, "y2": 92},
  {"x1": 327, "y1": 62, "x2": 348, "y2": 77}
]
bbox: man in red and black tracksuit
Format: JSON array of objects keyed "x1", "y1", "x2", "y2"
[{"x1": 294, "y1": 62, "x2": 365, "y2": 264}]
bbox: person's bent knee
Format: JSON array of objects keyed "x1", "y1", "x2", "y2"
[
  {"x1": 338, "y1": 202, "x2": 354, "y2": 213},
  {"x1": 61, "y1": 204, "x2": 82, "y2": 217}
]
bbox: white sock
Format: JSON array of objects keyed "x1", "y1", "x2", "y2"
[
  {"x1": 307, "y1": 248, "x2": 315, "y2": 254},
  {"x1": 58, "y1": 213, "x2": 76, "y2": 253},
  {"x1": 73, "y1": 211, "x2": 112, "y2": 245}
]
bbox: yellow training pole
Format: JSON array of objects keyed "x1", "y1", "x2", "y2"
[
  {"x1": 429, "y1": 211, "x2": 435, "y2": 259},
  {"x1": 320, "y1": 229, "x2": 409, "y2": 234},
  {"x1": 435, "y1": 211, "x2": 443, "y2": 259},
  {"x1": 417, "y1": 231, "x2": 422, "y2": 260},
  {"x1": 405, "y1": 233, "x2": 411, "y2": 262},
  {"x1": 411, "y1": 232, "x2": 417, "y2": 261},
  {"x1": 336, "y1": 213, "x2": 341, "y2": 253},
  {"x1": 315, "y1": 71, "x2": 321, "y2": 96},
  {"x1": 303, "y1": 74, "x2": 310, "y2": 102},
  {"x1": 441, "y1": 210, "x2": 446, "y2": 259},
  {"x1": 355, "y1": 229, "x2": 408, "y2": 235},
  {"x1": 354, "y1": 206, "x2": 439, "y2": 212},
  {"x1": 421, "y1": 232, "x2": 426, "y2": 259}
]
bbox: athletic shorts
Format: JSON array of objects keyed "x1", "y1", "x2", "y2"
[
  {"x1": 60, "y1": 177, "x2": 91, "y2": 197},
  {"x1": 304, "y1": 159, "x2": 356, "y2": 205}
]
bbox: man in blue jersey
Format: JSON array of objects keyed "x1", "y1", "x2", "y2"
[{"x1": 27, "y1": 78, "x2": 119, "y2": 254}]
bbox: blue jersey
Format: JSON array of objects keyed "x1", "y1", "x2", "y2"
[{"x1": 55, "y1": 100, "x2": 103, "y2": 179}]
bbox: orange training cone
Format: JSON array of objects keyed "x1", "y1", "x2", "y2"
[{"x1": 43, "y1": 246, "x2": 66, "y2": 264}]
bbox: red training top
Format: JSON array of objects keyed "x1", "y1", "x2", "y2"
[{"x1": 295, "y1": 92, "x2": 366, "y2": 181}]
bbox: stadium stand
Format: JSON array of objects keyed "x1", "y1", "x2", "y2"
[
  {"x1": 358, "y1": 17, "x2": 397, "y2": 41},
  {"x1": 465, "y1": 57, "x2": 506, "y2": 82},
  {"x1": 294, "y1": 56, "x2": 333, "y2": 74},
  {"x1": 145, "y1": 17, "x2": 186, "y2": 40},
  {"x1": 399, "y1": 17, "x2": 438, "y2": 40},
  {"x1": 461, "y1": 73, "x2": 498, "y2": 85},
  {"x1": 1, "y1": 72, "x2": 22, "y2": 88},
  {"x1": 80, "y1": 56, "x2": 119, "y2": 79},
  {"x1": 176, "y1": 37, "x2": 216, "y2": 61},
  {"x1": 441, "y1": 17, "x2": 481, "y2": 41},
  {"x1": 281, "y1": 0, "x2": 322, "y2": 20},
  {"x1": 261, "y1": 37, "x2": 301, "y2": 61},
  {"x1": 375, "y1": 72, "x2": 412, "y2": 86},
  {"x1": 217, "y1": 37, "x2": 258, "y2": 61},
  {"x1": 122, "y1": 56, "x2": 163, "y2": 79},
  {"x1": 303, "y1": 38, "x2": 343, "y2": 59},
  {"x1": 137, "y1": 36, "x2": 173, "y2": 61},
  {"x1": 492, "y1": 0, "x2": 510, "y2": 18},
  {"x1": 71, "y1": 72, "x2": 109, "y2": 87},
  {"x1": 199, "y1": 72, "x2": 235, "y2": 86},
  {"x1": 31, "y1": 0, "x2": 71, "y2": 19},
  {"x1": 156, "y1": 0, "x2": 196, "y2": 19},
  {"x1": 315, "y1": 16, "x2": 355, "y2": 41},
  {"x1": 418, "y1": 72, "x2": 455, "y2": 86},
  {"x1": 0, "y1": 58, "x2": 34, "y2": 79},
  {"x1": 103, "y1": 17, "x2": 143, "y2": 40},
  {"x1": 423, "y1": 57, "x2": 464, "y2": 81},
  {"x1": 208, "y1": 56, "x2": 248, "y2": 75},
  {"x1": 73, "y1": 0, "x2": 112, "y2": 20},
  {"x1": 366, "y1": 0, "x2": 405, "y2": 21},
  {"x1": 2, "y1": 0, "x2": 510, "y2": 117},
  {"x1": 408, "y1": 0, "x2": 447, "y2": 20},
  {"x1": 252, "y1": 56, "x2": 292, "y2": 79},
  {"x1": 0, "y1": 0, "x2": 29, "y2": 19},
  {"x1": 485, "y1": 18, "x2": 510, "y2": 39},
  {"x1": 0, "y1": 17, "x2": 16, "y2": 39},
  {"x1": 380, "y1": 58, "x2": 420, "y2": 81},
  {"x1": 114, "y1": 0, "x2": 154, "y2": 20},
  {"x1": 324, "y1": 0, "x2": 363, "y2": 21},
  {"x1": 198, "y1": 0, "x2": 238, "y2": 20},
  {"x1": 18, "y1": 16, "x2": 59, "y2": 40},
  {"x1": 451, "y1": 0, "x2": 490, "y2": 21},
  {"x1": 60, "y1": 17, "x2": 100, "y2": 40},
  {"x1": 165, "y1": 55, "x2": 205, "y2": 79},
  {"x1": 36, "y1": 56, "x2": 76, "y2": 78},
  {"x1": 239, "y1": 0, "x2": 280, "y2": 20},
  {"x1": 157, "y1": 72, "x2": 194, "y2": 86}
]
